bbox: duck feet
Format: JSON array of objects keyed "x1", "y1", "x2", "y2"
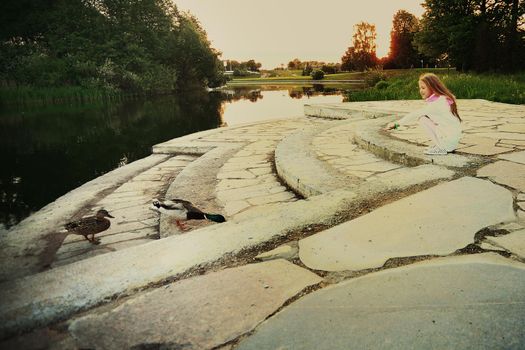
[
  {"x1": 176, "y1": 220, "x2": 187, "y2": 231},
  {"x1": 89, "y1": 234, "x2": 101, "y2": 245}
]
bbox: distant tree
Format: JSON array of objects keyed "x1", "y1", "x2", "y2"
[
  {"x1": 245, "y1": 59, "x2": 262, "y2": 71},
  {"x1": 321, "y1": 65, "x2": 337, "y2": 74},
  {"x1": 385, "y1": 10, "x2": 420, "y2": 69},
  {"x1": 341, "y1": 47, "x2": 356, "y2": 71},
  {"x1": 288, "y1": 58, "x2": 302, "y2": 69},
  {"x1": 310, "y1": 69, "x2": 324, "y2": 80},
  {"x1": 302, "y1": 64, "x2": 313, "y2": 76},
  {"x1": 341, "y1": 22, "x2": 378, "y2": 71},
  {"x1": 415, "y1": 0, "x2": 524, "y2": 72}
]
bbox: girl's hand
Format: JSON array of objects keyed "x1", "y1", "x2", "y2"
[{"x1": 384, "y1": 122, "x2": 398, "y2": 131}]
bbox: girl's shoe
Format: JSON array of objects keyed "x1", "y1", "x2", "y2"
[{"x1": 424, "y1": 145, "x2": 448, "y2": 155}]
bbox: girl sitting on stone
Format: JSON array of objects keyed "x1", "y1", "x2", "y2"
[{"x1": 385, "y1": 73, "x2": 462, "y2": 155}]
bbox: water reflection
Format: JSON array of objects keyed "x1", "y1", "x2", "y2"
[
  {"x1": 0, "y1": 90, "x2": 223, "y2": 229},
  {"x1": 0, "y1": 85, "x2": 350, "y2": 229},
  {"x1": 218, "y1": 85, "x2": 344, "y2": 126}
]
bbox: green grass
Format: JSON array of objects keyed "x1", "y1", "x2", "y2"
[{"x1": 347, "y1": 69, "x2": 525, "y2": 105}]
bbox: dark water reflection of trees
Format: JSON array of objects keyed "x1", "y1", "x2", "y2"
[
  {"x1": 0, "y1": 90, "x2": 223, "y2": 229},
  {"x1": 219, "y1": 85, "x2": 342, "y2": 103}
]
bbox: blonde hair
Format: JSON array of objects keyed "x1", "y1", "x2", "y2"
[{"x1": 419, "y1": 73, "x2": 461, "y2": 121}]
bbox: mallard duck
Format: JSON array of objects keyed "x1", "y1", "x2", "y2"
[
  {"x1": 64, "y1": 209, "x2": 114, "y2": 245},
  {"x1": 150, "y1": 199, "x2": 226, "y2": 230}
]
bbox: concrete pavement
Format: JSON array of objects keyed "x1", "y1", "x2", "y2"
[{"x1": 0, "y1": 99, "x2": 524, "y2": 349}]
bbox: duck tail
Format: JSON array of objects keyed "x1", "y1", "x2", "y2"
[{"x1": 204, "y1": 213, "x2": 226, "y2": 223}]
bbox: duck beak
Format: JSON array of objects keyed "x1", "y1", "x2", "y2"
[{"x1": 107, "y1": 213, "x2": 115, "y2": 218}]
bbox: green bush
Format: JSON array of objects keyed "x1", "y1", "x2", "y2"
[
  {"x1": 311, "y1": 69, "x2": 325, "y2": 80},
  {"x1": 375, "y1": 80, "x2": 389, "y2": 89},
  {"x1": 365, "y1": 71, "x2": 387, "y2": 87},
  {"x1": 302, "y1": 66, "x2": 313, "y2": 76}
]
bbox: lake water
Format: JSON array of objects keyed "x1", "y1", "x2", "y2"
[{"x1": 0, "y1": 85, "x2": 350, "y2": 229}]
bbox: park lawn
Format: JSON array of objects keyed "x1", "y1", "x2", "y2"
[{"x1": 230, "y1": 71, "x2": 368, "y2": 82}]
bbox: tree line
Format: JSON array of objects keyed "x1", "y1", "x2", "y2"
[
  {"x1": 0, "y1": 0, "x2": 226, "y2": 94},
  {"x1": 342, "y1": 0, "x2": 524, "y2": 72}
]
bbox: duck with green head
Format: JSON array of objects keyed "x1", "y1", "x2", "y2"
[
  {"x1": 64, "y1": 209, "x2": 114, "y2": 245},
  {"x1": 150, "y1": 199, "x2": 226, "y2": 230}
]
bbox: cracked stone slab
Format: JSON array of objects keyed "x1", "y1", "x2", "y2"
[
  {"x1": 459, "y1": 144, "x2": 511, "y2": 155},
  {"x1": 69, "y1": 260, "x2": 321, "y2": 350},
  {"x1": 299, "y1": 177, "x2": 515, "y2": 271},
  {"x1": 486, "y1": 229, "x2": 525, "y2": 259},
  {"x1": 499, "y1": 150, "x2": 525, "y2": 165},
  {"x1": 365, "y1": 164, "x2": 455, "y2": 190},
  {"x1": 477, "y1": 160, "x2": 525, "y2": 192},
  {"x1": 256, "y1": 244, "x2": 298, "y2": 261},
  {"x1": 237, "y1": 253, "x2": 525, "y2": 350}
]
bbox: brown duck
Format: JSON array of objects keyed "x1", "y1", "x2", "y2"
[{"x1": 64, "y1": 209, "x2": 114, "y2": 244}]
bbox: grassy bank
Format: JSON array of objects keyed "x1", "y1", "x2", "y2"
[
  {"x1": 0, "y1": 85, "x2": 124, "y2": 106},
  {"x1": 347, "y1": 69, "x2": 525, "y2": 105}
]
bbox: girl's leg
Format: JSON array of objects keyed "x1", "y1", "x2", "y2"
[{"x1": 418, "y1": 116, "x2": 441, "y2": 147}]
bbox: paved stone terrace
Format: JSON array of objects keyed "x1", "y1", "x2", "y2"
[{"x1": 0, "y1": 99, "x2": 524, "y2": 349}]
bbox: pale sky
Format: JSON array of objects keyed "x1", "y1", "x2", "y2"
[{"x1": 174, "y1": 0, "x2": 426, "y2": 69}]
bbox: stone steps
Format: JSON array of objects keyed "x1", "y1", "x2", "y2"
[
  {"x1": 275, "y1": 118, "x2": 457, "y2": 201},
  {"x1": 52, "y1": 155, "x2": 197, "y2": 267}
]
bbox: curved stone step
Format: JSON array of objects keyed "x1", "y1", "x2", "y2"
[
  {"x1": 275, "y1": 120, "x2": 456, "y2": 200},
  {"x1": 353, "y1": 119, "x2": 483, "y2": 168},
  {"x1": 275, "y1": 122, "x2": 354, "y2": 197}
]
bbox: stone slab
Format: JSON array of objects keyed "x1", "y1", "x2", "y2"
[
  {"x1": 498, "y1": 124, "x2": 525, "y2": 133},
  {"x1": 499, "y1": 150, "x2": 525, "y2": 165},
  {"x1": 459, "y1": 144, "x2": 511, "y2": 155},
  {"x1": 299, "y1": 177, "x2": 514, "y2": 271},
  {"x1": 237, "y1": 254, "x2": 525, "y2": 350},
  {"x1": 477, "y1": 160, "x2": 525, "y2": 192},
  {"x1": 0, "y1": 190, "x2": 354, "y2": 338},
  {"x1": 365, "y1": 164, "x2": 455, "y2": 190},
  {"x1": 256, "y1": 244, "x2": 298, "y2": 261},
  {"x1": 486, "y1": 229, "x2": 525, "y2": 259},
  {"x1": 69, "y1": 260, "x2": 321, "y2": 350}
]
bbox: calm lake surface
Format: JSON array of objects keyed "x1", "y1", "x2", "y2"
[{"x1": 0, "y1": 85, "x2": 350, "y2": 229}]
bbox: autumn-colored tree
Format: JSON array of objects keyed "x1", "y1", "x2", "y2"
[
  {"x1": 385, "y1": 10, "x2": 420, "y2": 69},
  {"x1": 341, "y1": 22, "x2": 378, "y2": 71}
]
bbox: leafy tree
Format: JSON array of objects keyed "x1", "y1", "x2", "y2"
[
  {"x1": 385, "y1": 10, "x2": 420, "y2": 69},
  {"x1": 302, "y1": 64, "x2": 313, "y2": 76},
  {"x1": 341, "y1": 22, "x2": 378, "y2": 71},
  {"x1": 245, "y1": 59, "x2": 262, "y2": 71},
  {"x1": 321, "y1": 65, "x2": 337, "y2": 74},
  {"x1": 174, "y1": 12, "x2": 225, "y2": 88},
  {"x1": 310, "y1": 69, "x2": 324, "y2": 80},
  {"x1": 415, "y1": 0, "x2": 524, "y2": 72},
  {"x1": 0, "y1": 0, "x2": 226, "y2": 92}
]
